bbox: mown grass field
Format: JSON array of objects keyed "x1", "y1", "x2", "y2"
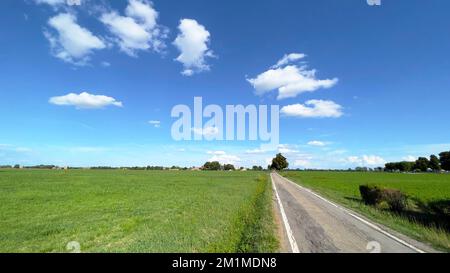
[
  {"x1": 0, "y1": 169, "x2": 277, "y2": 253},
  {"x1": 282, "y1": 171, "x2": 450, "y2": 251}
]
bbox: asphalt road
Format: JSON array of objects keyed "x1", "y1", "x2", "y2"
[{"x1": 271, "y1": 172, "x2": 434, "y2": 253}]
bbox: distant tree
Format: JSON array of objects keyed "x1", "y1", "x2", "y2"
[
  {"x1": 414, "y1": 157, "x2": 430, "y2": 172},
  {"x1": 270, "y1": 153, "x2": 289, "y2": 171},
  {"x1": 385, "y1": 163, "x2": 395, "y2": 172},
  {"x1": 385, "y1": 161, "x2": 415, "y2": 172},
  {"x1": 203, "y1": 162, "x2": 211, "y2": 170},
  {"x1": 203, "y1": 161, "x2": 221, "y2": 171},
  {"x1": 429, "y1": 155, "x2": 441, "y2": 171},
  {"x1": 146, "y1": 166, "x2": 164, "y2": 170},
  {"x1": 398, "y1": 161, "x2": 415, "y2": 172},
  {"x1": 439, "y1": 151, "x2": 450, "y2": 171},
  {"x1": 13, "y1": 164, "x2": 20, "y2": 169},
  {"x1": 223, "y1": 164, "x2": 235, "y2": 171},
  {"x1": 355, "y1": 167, "x2": 368, "y2": 172},
  {"x1": 252, "y1": 165, "x2": 263, "y2": 171}
]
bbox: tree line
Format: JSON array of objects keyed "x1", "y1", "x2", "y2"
[
  {"x1": 202, "y1": 161, "x2": 264, "y2": 171},
  {"x1": 385, "y1": 151, "x2": 450, "y2": 172}
]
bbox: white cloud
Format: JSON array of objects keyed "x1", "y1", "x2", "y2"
[
  {"x1": 148, "y1": 120, "x2": 161, "y2": 128},
  {"x1": 345, "y1": 155, "x2": 386, "y2": 166},
  {"x1": 45, "y1": 13, "x2": 106, "y2": 65},
  {"x1": 245, "y1": 148, "x2": 267, "y2": 154},
  {"x1": 281, "y1": 100, "x2": 343, "y2": 118},
  {"x1": 293, "y1": 159, "x2": 312, "y2": 168},
  {"x1": 207, "y1": 151, "x2": 240, "y2": 165},
  {"x1": 35, "y1": 0, "x2": 66, "y2": 6},
  {"x1": 346, "y1": 156, "x2": 360, "y2": 164},
  {"x1": 363, "y1": 155, "x2": 386, "y2": 166},
  {"x1": 277, "y1": 144, "x2": 299, "y2": 154},
  {"x1": 247, "y1": 54, "x2": 338, "y2": 100},
  {"x1": 100, "y1": 0, "x2": 167, "y2": 56},
  {"x1": 307, "y1": 140, "x2": 328, "y2": 147},
  {"x1": 272, "y1": 53, "x2": 306, "y2": 68},
  {"x1": 49, "y1": 92, "x2": 123, "y2": 109},
  {"x1": 402, "y1": 155, "x2": 417, "y2": 162},
  {"x1": 173, "y1": 19, "x2": 214, "y2": 76}
]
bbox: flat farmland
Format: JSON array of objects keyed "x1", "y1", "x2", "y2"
[
  {"x1": 282, "y1": 171, "x2": 450, "y2": 251},
  {"x1": 0, "y1": 169, "x2": 277, "y2": 253}
]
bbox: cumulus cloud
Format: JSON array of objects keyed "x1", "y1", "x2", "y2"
[
  {"x1": 44, "y1": 13, "x2": 106, "y2": 65},
  {"x1": 49, "y1": 92, "x2": 123, "y2": 109},
  {"x1": 346, "y1": 155, "x2": 386, "y2": 166},
  {"x1": 307, "y1": 140, "x2": 328, "y2": 147},
  {"x1": 402, "y1": 155, "x2": 417, "y2": 162},
  {"x1": 207, "y1": 151, "x2": 240, "y2": 165},
  {"x1": 100, "y1": 0, "x2": 167, "y2": 56},
  {"x1": 272, "y1": 53, "x2": 306, "y2": 68},
  {"x1": 281, "y1": 100, "x2": 343, "y2": 118},
  {"x1": 247, "y1": 53, "x2": 338, "y2": 100},
  {"x1": 277, "y1": 144, "x2": 299, "y2": 154},
  {"x1": 173, "y1": 19, "x2": 214, "y2": 76}
]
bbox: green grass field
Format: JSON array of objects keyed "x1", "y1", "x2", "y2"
[
  {"x1": 0, "y1": 169, "x2": 277, "y2": 253},
  {"x1": 282, "y1": 171, "x2": 450, "y2": 251}
]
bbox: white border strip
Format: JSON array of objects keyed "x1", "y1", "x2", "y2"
[
  {"x1": 276, "y1": 173, "x2": 426, "y2": 253},
  {"x1": 271, "y1": 173, "x2": 300, "y2": 253}
]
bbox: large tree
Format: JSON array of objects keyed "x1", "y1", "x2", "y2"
[
  {"x1": 203, "y1": 161, "x2": 221, "y2": 171},
  {"x1": 439, "y1": 151, "x2": 450, "y2": 171},
  {"x1": 429, "y1": 155, "x2": 441, "y2": 171},
  {"x1": 223, "y1": 164, "x2": 235, "y2": 171},
  {"x1": 414, "y1": 157, "x2": 430, "y2": 172},
  {"x1": 270, "y1": 153, "x2": 289, "y2": 171},
  {"x1": 385, "y1": 161, "x2": 414, "y2": 172}
]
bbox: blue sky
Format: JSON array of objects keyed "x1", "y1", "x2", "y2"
[{"x1": 1, "y1": 0, "x2": 450, "y2": 168}]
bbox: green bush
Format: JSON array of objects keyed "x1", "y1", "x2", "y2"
[
  {"x1": 359, "y1": 185, "x2": 383, "y2": 205},
  {"x1": 360, "y1": 185, "x2": 407, "y2": 212},
  {"x1": 428, "y1": 200, "x2": 450, "y2": 217},
  {"x1": 381, "y1": 189, "x2": 407, "y2": 212}
]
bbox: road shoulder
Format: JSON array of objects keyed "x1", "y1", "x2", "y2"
[{"x1": 276, "y1": 172, "x2": 439, "y2": 253}]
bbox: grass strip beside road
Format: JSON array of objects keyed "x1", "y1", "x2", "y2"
[{"x1": 282, "y1": 171, "x2": 450, "y2": 252}]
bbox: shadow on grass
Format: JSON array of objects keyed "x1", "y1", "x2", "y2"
[
  {"x1": 344, "y1": 196, "x2": 362, "y2": 203},
  {"x1": 406, "y1": 199, "x2": 450, "y2": 231},
  {"x1": 344, "y1": 196, "x2": 450, "y2": 232}
]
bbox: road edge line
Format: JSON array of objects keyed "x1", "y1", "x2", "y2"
[
  {"x1": 276, "y1": 173, "x2": 426, "y2": 253},
  {"x1": 270, "y1": 173, "x2": 300, "y2": 253}
]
